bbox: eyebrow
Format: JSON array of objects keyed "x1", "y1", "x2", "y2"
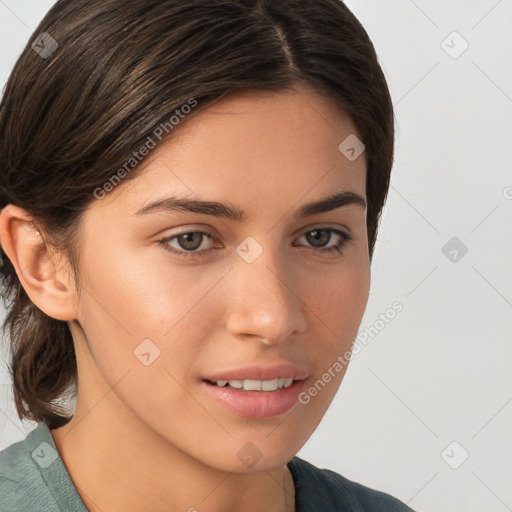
[{"x1": 135, "y1": 190, "x2": 366, "y2": 220}]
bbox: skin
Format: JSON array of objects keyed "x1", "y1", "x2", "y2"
[{"x1": 0, "y1": 85, "x2": 370, "y2": 512}]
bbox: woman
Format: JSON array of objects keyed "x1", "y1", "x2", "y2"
[{"x1": 0, "y1": 0, "x2": 415, "y2": 510}]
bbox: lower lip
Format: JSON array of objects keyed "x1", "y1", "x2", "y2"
[{"x1": 201, "y1": 379, "x2": 306, "y2": 419}]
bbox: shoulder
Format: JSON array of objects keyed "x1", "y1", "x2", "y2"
[
  {"x1": 288, "y1": 456, "x2": 417, "y2": 512},
  {"x1": 0, "y1": 422, "x2": 64, "y2": 512}
]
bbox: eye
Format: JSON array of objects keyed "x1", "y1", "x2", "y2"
[
  {"x1": 157, "y1": 230, "x2": 217, "y2": 260},
  {"x1": 293, "y1": 228, "x2": 353, "y2": 255},
  {"x1": 157, "y1": 227, "x2": 353, "y2": 260}
]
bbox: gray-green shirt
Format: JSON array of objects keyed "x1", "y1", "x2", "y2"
[{"x1": 0, "y1": 421, "x2": 416, "y2": 511}]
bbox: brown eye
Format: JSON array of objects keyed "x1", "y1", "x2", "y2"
[
  {"x1": 175, "y1": 232, "x2": 204, "y2": 251},
  {"x1": 305, "y1": 229, "x2": 331, "y2": 248},
  {"x1": 157, "y1": 230, "x2": 217, "y2": 260},
  {"x1": 294, "y1": 227, "x2": 353, "y2": 255}
]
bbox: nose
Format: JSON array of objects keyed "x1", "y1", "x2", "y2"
[{"x1": 224, "y1": 246, "x2": 308, "y2": 345}]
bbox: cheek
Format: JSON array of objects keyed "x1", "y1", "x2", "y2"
[
  {"x1": 76, "y1": 247, "x2": 230, "y2": 373},
  {"x1": 304, "y1": 261, "x2": 370, "y2": 340},
  {"x1": 297, "y1": 259, "x2": 369, "y2": 405},
  {"x1": 74, "y1": 259, "x2": 229, "y2": 426},
  {"x1": 293, "y1": 264, "x2": 369, "y2": 420}
]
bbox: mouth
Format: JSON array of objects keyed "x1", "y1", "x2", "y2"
[
  {"x1": 203, "y1": 377, "x2": 295, "y2": 392},
  {"x1": 200, "y1": 377, "x2": 307, "y2": 419}
]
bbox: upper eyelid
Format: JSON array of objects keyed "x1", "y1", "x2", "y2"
[
  {"x1": 162, "y1": 222, "x2": 351, "y2": 238},
  {"x1": 161, "y1": 226, "x2": 352, "y2": 246},
  {"x1": 162, "y1": 222, "x2": 351, "y2": 237}
]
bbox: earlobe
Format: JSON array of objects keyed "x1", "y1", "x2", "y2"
[{"x1": 0, "y1": 204, "x2": 77, "y2": 321}]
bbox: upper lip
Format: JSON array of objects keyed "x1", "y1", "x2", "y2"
[{"x1": 203, "y1": 363, "x2": 308, "y2": 382}]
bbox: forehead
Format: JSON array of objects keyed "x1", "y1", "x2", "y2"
[
  {"x1": 165, "y1": 86, "x2": 360, "y2": 151},
  {"x1": 90, "y1": 86, "x2": 366, "y2": 217}
]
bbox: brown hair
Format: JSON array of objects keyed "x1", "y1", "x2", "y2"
[{"x1": 0, "y1": 0, "x2": 394, "y2": 429}]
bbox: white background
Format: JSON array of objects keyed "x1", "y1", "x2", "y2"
[{"x1": 1, "y1": 1, "x2": 511, "y2": 511}]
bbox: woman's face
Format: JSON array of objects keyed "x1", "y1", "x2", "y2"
[{"x1": 69, "y1": 86, "x2": 370, "y2": 472}]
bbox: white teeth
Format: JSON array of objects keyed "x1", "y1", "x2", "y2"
[
  {"x1": 261, "y1": 378, "x2": 279, "y2": 391},
  {"x1": 243, "y1": 379, "x2": 262, "y2": 391},
  {"x1": 214, "y1": 378, "x2": 294, "y2": 391}
]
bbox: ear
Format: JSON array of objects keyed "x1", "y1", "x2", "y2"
[{"x1": 0, "y1": 204, "x2": 78, "y2": 321}]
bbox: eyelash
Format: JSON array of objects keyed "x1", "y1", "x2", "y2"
[{"x1": 157, "y1": 227, "x2": 353, "y2": 260}]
